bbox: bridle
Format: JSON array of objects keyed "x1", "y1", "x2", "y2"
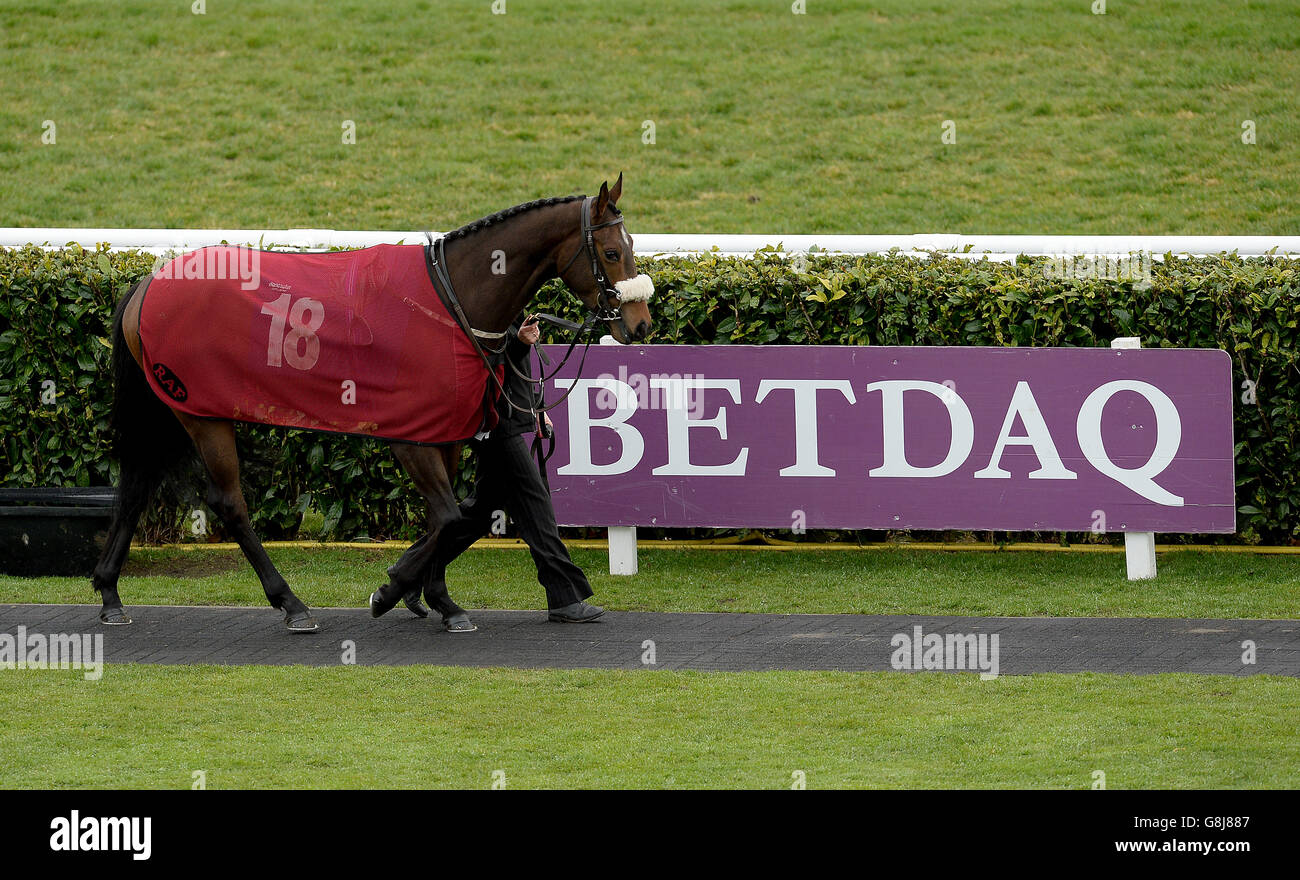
[
  {"x1": 424, "y1": 195, "x2": 631, "y2": 421},
  {"x1": 556, "y1": 195, "x2": 628, "y2": 324}
]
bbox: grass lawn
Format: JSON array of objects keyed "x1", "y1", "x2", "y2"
[
  {"x1": 0, "y1": 665, "x2": 1295, "y2": 789},
  {"x1": 1, "y1": 545, "x2": 1296, "y2": 619},
  {"x1": 1, "y1": 0, "x2": 1296, "y2": 233},
  {"x1": 4, "y1": 548, "x2": 1295, "y2": 788}
]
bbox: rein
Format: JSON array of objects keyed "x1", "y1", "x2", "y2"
[{"x1": 424, "y1": 195, "x2": 628, "y2": 420}]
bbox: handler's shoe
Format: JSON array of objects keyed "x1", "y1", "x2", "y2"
[
  {"x1": 403, "y1": 590, "x2": 430, "y2": 618},
  {"x1": 548, "y1": 601, "x2": 605, "y2": 623}
]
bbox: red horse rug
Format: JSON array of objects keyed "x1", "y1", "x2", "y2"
[{"x1": 139, "y1": 244, "x2": 498, "y2": 444}]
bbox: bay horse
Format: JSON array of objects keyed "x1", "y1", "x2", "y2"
[{"x1": 92, "y1": 175, "x2": 653, "y2": 632}]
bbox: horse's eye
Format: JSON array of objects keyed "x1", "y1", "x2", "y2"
[{"x1": 604, "y1": 249, "x2": 619, "y2": 261}]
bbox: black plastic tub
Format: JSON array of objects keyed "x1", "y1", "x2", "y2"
[{"x1": 0, "y1": 488, "x2": 116, "y2": 577}]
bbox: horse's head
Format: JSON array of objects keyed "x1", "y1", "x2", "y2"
[{"x1": 557, "y1": 173, "x2": 654, "y2": 344}]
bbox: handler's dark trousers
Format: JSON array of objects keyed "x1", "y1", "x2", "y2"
[{"x1": 433, "y1": 431, "x2": 593, "y2": 610}]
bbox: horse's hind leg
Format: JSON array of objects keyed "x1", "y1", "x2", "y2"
[
  {"x1": 177, "y1": 415, "x2": 318, "y2": 633},
  {"x1": 91, "y1": 458, "x2": 162, "y2": 625},
  {"x1": 371, "y1": 443, "x2": 472, "y2": 632},
  {"x1": 93, "y1": 278, "x2": 193, "y2": 624}
]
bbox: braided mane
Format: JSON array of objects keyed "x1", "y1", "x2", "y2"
[{"x1": 440, "y1": 194, "x2": 589, "y2": 242}]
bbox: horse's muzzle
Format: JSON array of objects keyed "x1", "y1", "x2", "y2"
[{"x1": 614, "y1": 315, "x2": 652, "y2": 343}]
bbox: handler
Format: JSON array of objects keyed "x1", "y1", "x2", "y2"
[{"x1": 404, "y1": 313, "x2": 604, "y2": 623}]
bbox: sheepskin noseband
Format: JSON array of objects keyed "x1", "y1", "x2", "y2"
[{"x1": 614, "y1": 274, "x2": 654, "y2": 303}]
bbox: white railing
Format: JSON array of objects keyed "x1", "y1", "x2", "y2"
[{"x1": 2, "y1": 228, "x2": 1299, "y2": 258}]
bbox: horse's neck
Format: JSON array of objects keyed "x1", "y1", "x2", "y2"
[{"x1": 445, "y1": 205, "x2": 577, "y2": 333}]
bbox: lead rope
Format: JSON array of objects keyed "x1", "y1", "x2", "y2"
[
  {"x1": 497, "y1": 315, "x2": 602, "y2": 417},
  {"x1": 531, "y1": 420, "x2": 555, "y2": 491}
]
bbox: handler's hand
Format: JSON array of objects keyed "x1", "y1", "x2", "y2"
[{"x1": 518, "y1": 315, "x2": 540, "y2": 346}]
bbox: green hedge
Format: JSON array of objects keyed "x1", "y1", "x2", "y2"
[{"x1": 1, "y1": 244, "x2": 1296, "y2": 543}]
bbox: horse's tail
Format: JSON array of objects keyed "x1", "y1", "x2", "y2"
[{"x1": 108, "y1": 282, "x2": 193, "y2": 487}]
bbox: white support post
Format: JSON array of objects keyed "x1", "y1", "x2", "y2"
[
  {"x1": 599, "y1": 334, "x2": 639, "y2": 575},
  {"x1": 608, "y1": 526, "x2": 639, "y2": 575},
  {"x1": 1111, "y1": 336, "x2": 1157, "y2": 580},
  {"x1": 1123, "y1": 531, "x2": 1158, "y2": 581}
]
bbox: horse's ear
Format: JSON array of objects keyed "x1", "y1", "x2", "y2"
[
  {"x1": 594, "y1": 180, "x2": 610, "y2": 218},
  {"x1": 609, "y1": 172, "x2": 623, "y2": 206}
]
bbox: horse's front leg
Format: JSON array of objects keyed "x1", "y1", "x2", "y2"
[
  {"x1": 375, "y1": 530, "x2": 451, "y2": 620},
  {"x1": 179, "y1": 415, "x2": 318, "y2": 632},
  {"x1": 370, "y1": 443, "x2": 474, "y2": 632}
]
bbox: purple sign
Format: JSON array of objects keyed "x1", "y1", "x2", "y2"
[{"x1": 538, "y1": 345, "x2": 1235, "y2": 533}]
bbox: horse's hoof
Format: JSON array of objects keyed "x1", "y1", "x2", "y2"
[
  {"x1": 285, "y1": 611, "x2": 319, "y2": 633},
  {"x1": 402, "y1": 590, "x2": 430, "y2": 619},
  {"x1": 98, "y1": 607, "x2": 133, "y2": 626},
  {"x1": 369, "y1": 589, "x2": 397, "y2": 619},
  {"x1": 444, "y1": 613, "x2": 477, "y2": 633}
]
